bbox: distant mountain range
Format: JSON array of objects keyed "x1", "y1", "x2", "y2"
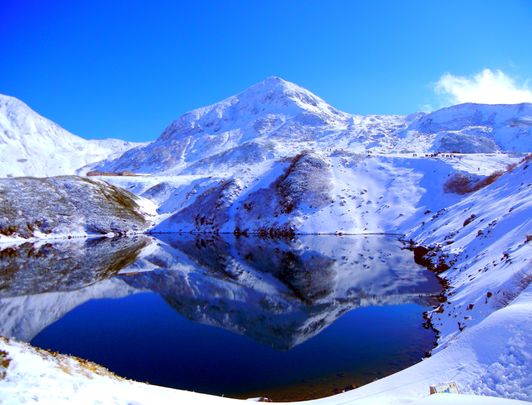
[
  {"x1": 93, "y1": 76, "x2": 531, "y2": 176},
  {"x1": 1, "y1": 77, "x2": 530, "y2": 179}
]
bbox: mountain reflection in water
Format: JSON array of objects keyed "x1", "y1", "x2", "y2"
[{"x1": 0, "y1": 234, "x2": 441, "y2": 400}]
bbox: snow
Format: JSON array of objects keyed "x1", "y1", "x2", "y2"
[
  {"x1": 405, "y1": 103, "x2": 532, "y2": 152},
  {"x1": 91, "y1": 78, "x2": 530, "y2": 178},
  {"x1": 0, "y1": 94, "x2": 143, "y2": 178},
  {"x1": 406, "y1": 157, "x2": 532, "y2": 352},
  {"x1": 148, "y1": 152, "x2": 520, "y2": 236}
]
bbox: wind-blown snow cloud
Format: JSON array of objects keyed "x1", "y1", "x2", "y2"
[{"x1": 435, "y1": 69, "x2": 532, "y2": 105}]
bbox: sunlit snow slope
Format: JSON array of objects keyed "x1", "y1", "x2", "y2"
[{"x1": 0, "y1": 94, "x2": 143, "y2": 177}]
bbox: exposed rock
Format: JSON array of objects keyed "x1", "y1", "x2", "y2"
[{"x1": 0, "y1": 176, "x2": 151, "y2": 239}]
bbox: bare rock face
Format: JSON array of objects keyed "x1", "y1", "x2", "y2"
[
  {"x1": 235, "y1": 152, "x2": 333, "y2": 235},
  {"x1": 0, "y1": 176, "x2": 150, "y2": 239},
  {"x1": 154, "y1": 179, "x2": 243, "y2": 233}
]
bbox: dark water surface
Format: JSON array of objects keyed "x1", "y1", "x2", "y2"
[{"x1": 0, "y1": 235, "x2": 440, "y2": 401}]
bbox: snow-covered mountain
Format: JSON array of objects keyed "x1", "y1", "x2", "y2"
[
  {"x1": 0, "y1": 94, "x2": 143, "y2": 178},
  {"x1": 94, "y1": 77, "x2": 531, "y2": 177},
  {"x1": 82, "y1": 77, "x2": 529, "y2": 235},
  {"x1": 1, "y1": 79, "x2": 530, "y2": 182},
  {"x1": 0, "y1": 78, "x2": 530, "y2": 405},
  {"x1": 402, "y1": 103, "x2": 532, "y2": 153},
  {"x1": 1, "y1": 79, "x2": 530, "y2": 238}
]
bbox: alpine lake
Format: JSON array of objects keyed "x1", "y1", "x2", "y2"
[{"x1": 0, "y1": 234, "x2": 442, "y2": 401}]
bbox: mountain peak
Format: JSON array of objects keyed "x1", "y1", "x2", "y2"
[
  {"x1": 222, "y1": 76, "x2": 345, "y2": 120},
  {"x1": 240, "y1": 76, "x2": 318, "y2": 101},
  {"x1": 156, "y1": 76, "x2": 346, "y2": 142},
  {"x1": 0, "y1": 93, "x2": 32, "y2": 113},
  {"x1": 260, "y1": 75, "x2": 288, "y2": 85}
]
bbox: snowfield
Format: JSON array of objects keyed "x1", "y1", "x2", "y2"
[{"x1": 0, "y1": 77, "x2": 530, "y2": 404}]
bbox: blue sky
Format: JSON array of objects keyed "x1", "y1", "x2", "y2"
[{"x1": 1, "y1": 0, "x2": 531, "y2": 141}]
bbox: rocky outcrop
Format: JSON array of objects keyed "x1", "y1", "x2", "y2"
[{"x1": 0, "y1": 176, "x2": 151, "y2": 239}]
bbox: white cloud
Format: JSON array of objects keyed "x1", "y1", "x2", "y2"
[{"x1": 434, "y1": 69, "x2": 532, "y2": 105}]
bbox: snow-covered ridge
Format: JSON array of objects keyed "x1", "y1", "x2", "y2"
[
  {"x1": 147, "y1": 151, "x2": 522, "y2": 236},
  {"x1": 403, "y1": 103, "x2": 532, "y2": 153},
  {"x1": 0, "y1": 94, "x2": 143, "y2": 178},
  {"x1": 2, "y1": 79, "x2": 530, "y2": 180},
  {"x1": 403, "y1": 157, "x2": 532, "y2": 400},
  {"x1": 85, "y1": 78, "x2": 530, "y2": 237},
  {"x1": 94, "y1": 77, "x2": 531, "y2": 176}
]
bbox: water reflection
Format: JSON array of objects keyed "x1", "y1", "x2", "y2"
[
  {"x1": 0, "y1": 237, "x2": 148, "y2": 297},
  {"x1": 0, "y1": 234, "x2": 441, "y2": 400},
  {"x1": 120, "y1": 234, "x2": 440, "y2": 349}
]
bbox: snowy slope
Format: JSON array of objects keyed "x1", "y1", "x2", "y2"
[
  {"x1": 407, "y1": 156, "x2": 531, "y2": 352},
  {"x1": 0, "y1": 94, "x2": 143, "y2": 178},
  {"x1": 403, "y1": 103, "x2": 532, "y2": 153},
  {"x1": 150, "y1": 152, "x2": 520, "y2": 235}
]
